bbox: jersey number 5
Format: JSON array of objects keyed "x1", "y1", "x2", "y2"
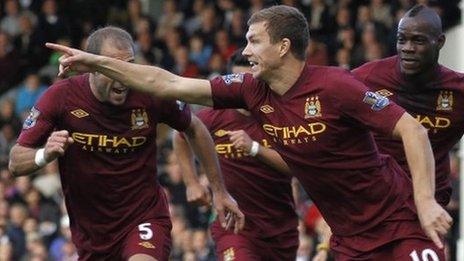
[{"x1": 138, "y1": 223, "x2": 153, "y2": 240}]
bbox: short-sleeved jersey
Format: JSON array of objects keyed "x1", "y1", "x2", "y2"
[
  {"x1": 195, "y1": 108, "x2": 297, "y2": 238},
  {"x1": 353, "y1": 56, "x2": 464, "y2": 206},
  {"x1": 17, "y1": 74, "x2": 191, "y2": 253},
  {"x1": 210, "y1": 65, "x2": 411, "y2": 238}
]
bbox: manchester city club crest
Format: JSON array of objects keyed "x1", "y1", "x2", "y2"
[
  {"x1": 436, "y1": 90, "x2": 453, "y2": 111},
  {"x1": 304, "y1": 96, "x2": 322, "y2": 118},
  {"x1": 131, "y1": 109, "x2": 149, "y2": 130}
]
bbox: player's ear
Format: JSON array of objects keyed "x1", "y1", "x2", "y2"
[
  {"x1": 279, "y1": 38, "x2": 291, "y2": 58},
  {"x1": 437, "y1": 34, "x2": 445, "y2": 50}
]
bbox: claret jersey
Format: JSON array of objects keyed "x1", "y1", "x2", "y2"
[
  {"x1": 210, "y1": 65, "x2": 411, "y2": 239},
  {"x1": 353, "y1": 56, "x2": 464, "y2": 206},
  {"x1": 196, "y1": 108, "x2": 297, "y2": 239},
  {"x1": 18, "y1": 74, "x2": 191, "y2": 253}
]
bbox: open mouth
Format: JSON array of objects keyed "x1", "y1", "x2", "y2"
[
  {"x1": 249, "y1": 61, "x2": 259, "y2": 71},
  {"x1": 112, "y1": 87, "x2": 128, "y2": 94}
]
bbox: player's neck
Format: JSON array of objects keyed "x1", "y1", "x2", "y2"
[
  {"x1": 267, "y1": 59, "x2": 306, "y2": 96},
  {"x1": 402, "y1": 63, "x2": 440, "y2": 84}
]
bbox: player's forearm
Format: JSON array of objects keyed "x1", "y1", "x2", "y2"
[
  {"x1": 172, "y1": 132, "x2": 200, "y2": 186},
  {"x1": 8, "y1": 145, "x2": 42, "y2": 177},
  {"x1": 400, "y1": 123, "x2": 435, "y2": 201},
  {"x1": 256, "y1": 146, "x2": 292, "y2": 175},
  {"x1": 184, "y1": 118, "x2": 226, "y2": 193},
  {"x1": 96, "y1": 56, "x2": 177, "y2": 99}
]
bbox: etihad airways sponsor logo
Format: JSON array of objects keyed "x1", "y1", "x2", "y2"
[
  {"x1": 215, "y1": 139, "x2": 270, "y2": 158},
  {"x1": 415, "y1": 115, "x2": 451, "y2": 134},
  {"x1": 262, "y1": 122, "x2": 326, "y2": 145},
  {"x1": 72, "y1": 132, "x2": 147, "y2": 154}
]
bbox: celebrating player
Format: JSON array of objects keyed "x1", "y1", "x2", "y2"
[
  {"x1": 10, "y1": 26, "x2": 244, "y2": 260},
  {"x1": 47, "y1": 5, "x2": 452, "y2": 259}
]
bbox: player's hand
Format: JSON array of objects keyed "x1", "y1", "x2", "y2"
[
  {"x1": 416, "y1": 199, "x2": 453, "y2": 249},
  {"x1": 212, "y1": 191, "x2": 245, "y2": 234},
  {"x1": 44, "y1": 130, "x2": 74, "y2": 162},
  {"x1": 45, "y1": 43, "x2": 99, "y2": 77},
  {"x1": 228, "y1": 130, "x2": 254, "y2": 154},
  {"x1": 312, "y1": 250, "x2": 328, "y2": 261},
  {"x1": 186, "y1": 182, "x2": 211, "y2": 207}
]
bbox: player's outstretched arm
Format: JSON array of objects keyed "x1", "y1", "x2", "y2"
[
  {"x1": 392, "y1": 112, "x2": 453, "y2": 249},
  {"x1": 183, "y1": 115, "x2": 245, "y2": 233},
  {"x1": 172, "y1": 131, "x2": 211, "y2": 206},
  {"x1": 9, "y1": 130, "x2": 73, "y2": 176},
  {"x1": 45, "y1": 43, "x2": 214, "y2": 107},
  {"x1": 227, "y1": 130, "x2": 292, "y2": 175}
]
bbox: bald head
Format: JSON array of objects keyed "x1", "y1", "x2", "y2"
[{"x1": 403, "y1": 4, "x2": 442, "y2": 36}]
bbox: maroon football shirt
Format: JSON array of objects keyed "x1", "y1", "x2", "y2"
[
  {"x1": 210, "y1": 65, "x2": 413, "y2": 239},
  {"x1": 353, "y1": 55, "x2": 464, "y2": 206},
  {"x1": 195, "y1": 108, "x2": 297, "y2": 238},
  {"x1": 18, "y1": 74, "x2": 191, "y2": 253}
]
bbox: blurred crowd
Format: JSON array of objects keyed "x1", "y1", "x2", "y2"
[{"x1": 0, "y1": 0, "x2": 461, "y2": 260}]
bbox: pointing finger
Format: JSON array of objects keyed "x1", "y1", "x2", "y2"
[{"x1": 46, "y1": 43, "x2": 74, "y2": 56}]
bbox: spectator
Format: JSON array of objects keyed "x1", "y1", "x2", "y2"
[
  {"x1": 156, "y1": 0, "x2": 184, "y2": 40},
  {"x1": 14, "y1": 72, "x2": 47, "y2": 119},
  {"x1": 188, "y1": 34, "x2": 213, "y2": 71},
  {"x1": 36, "y1": 0, "x2": 69, "y2": 43},
  {"x1": 183, "y1": 0, "x2": 205, "y2": 36},
  {"x1": 213, "y1": 29, "x2": 237, "y2": 61},
  {"x1": 0, "y1": 31, "x2": 20, "y2": 94},
  {"x1": 0, "y1": 99, "x2": 21, "y2": 135},
  {"x1": 15, "y1": 13, "x2": 46, "y2": 71},
  {"x1": 6, "y1": 203, "x2": 27, "y2": 260},
  {"x1": 370, "y1": 0, "x2": 393, "y2": 29},
  {"x1": 1, "y1": 0, "x2": 21, "y2": 38},
  {"x1": 174, "y1": 46, "x2": 199, "y2": 78}
]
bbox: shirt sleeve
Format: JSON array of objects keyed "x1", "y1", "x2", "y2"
[
  {"x1": 351, "y1": 62, "x2": 374, "y2": 83},
  {"x1": 330, "y1": 69, "x2": 405, "y2": 136},
  {"x1": 178, "y1": 108, "x2": 211, "y2": 140},
  {"x1": 159, "y1": 99, "x2": 192, "y2": 131},
  {"x1": 17, "y1": 83, "x2": 64, "y2": 147},
  {"x1": 210, "y1": 73, "x2": 257, "y2": 110}
]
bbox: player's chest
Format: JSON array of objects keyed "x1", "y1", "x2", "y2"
[
  {"x1": 251, "y1": 94, "x2": 338, "y2": 154},
  {"x1": 61, "y1": 105, "x2": 157, "y2": 151}
]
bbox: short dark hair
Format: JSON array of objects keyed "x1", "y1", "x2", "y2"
[
  {"x1": 403, "y1": 4, "x2": 443, "y2": 36},
  {"x1": 86, "y1": 26, "x2": 135, "y2": 55},
  {"x1": 227, "y1": 48, "x2": 249, "y2": 73},
  {"x1": 248, "y1": 5, "x2": 309, "y2": 61},
  {"x1": 406, "y1": 4, "x2": 426, "y2": 17}
]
